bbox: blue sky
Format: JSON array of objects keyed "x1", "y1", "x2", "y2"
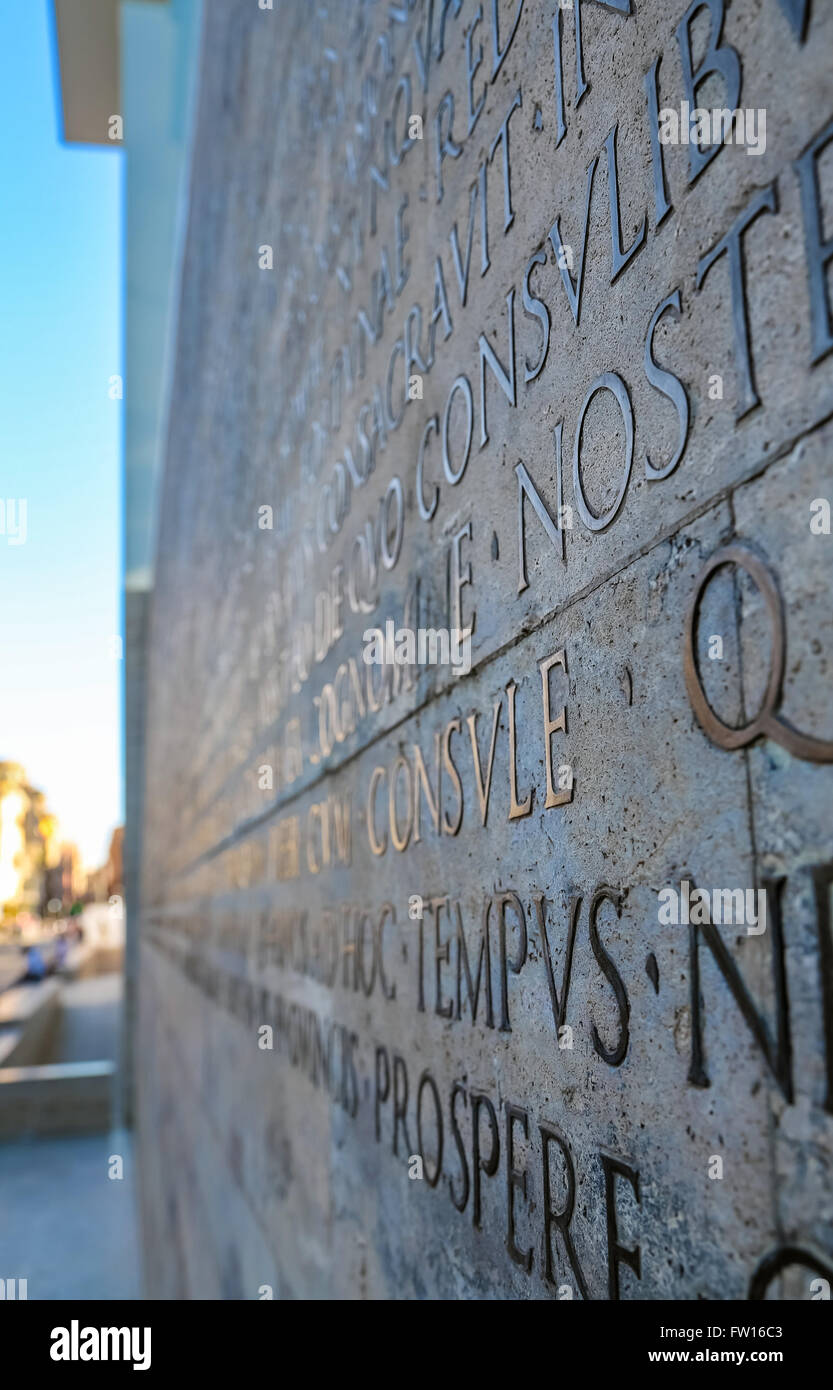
[{"x1": 0, "y1": 1, "x2": 123, "y2": 867}]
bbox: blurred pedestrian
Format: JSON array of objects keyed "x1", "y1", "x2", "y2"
[{"x1": 22, "y1": 943, "x2": 47, "y2": 980}]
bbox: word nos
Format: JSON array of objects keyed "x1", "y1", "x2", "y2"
[
  {"x1": 366, "y1": 644, "x2": 572, "y2": 852},
  {"x1": 373, "y1": 1045, "x2": 641, "y2": 1300},
  {"x1": 657, "y1": 101, "x2": 766, "y2": 155},
  {"x1": 658, "y1": 880, "x2": 766, "y2": 935},
  {"x1": 50, "y1": 1322, "x2": 151, "y2": 1371},
  {"x1": 362, "y1": 619, "x2": 471, "y2": 673}
]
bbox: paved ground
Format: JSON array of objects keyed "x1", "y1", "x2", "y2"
[
  {"x1": 42, "y1": 973, "x2": 123, "y2": 1065},
  {"x1": 0, "y1": 970, "x2": 142, "y2": 1298},
  {"x1": 0, "y1": 1127, "x2": 142, "y2": 1298}
]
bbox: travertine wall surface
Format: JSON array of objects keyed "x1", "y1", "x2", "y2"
[{"x1": 138, "y1": 0, "x2": 833, "y2": 1299}]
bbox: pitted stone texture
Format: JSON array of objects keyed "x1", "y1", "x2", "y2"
[{"x1": 139, "y1": 0, "x2": 833, "y2": 1299}]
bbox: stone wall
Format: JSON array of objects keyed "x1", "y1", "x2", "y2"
[{"x1": 137, "y1": 0, "x2": 833, "y2": 1299}]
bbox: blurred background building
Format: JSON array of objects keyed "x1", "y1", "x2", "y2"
[{"x1": 0, "y1": 761, "x2": 85, "y2": 920}]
